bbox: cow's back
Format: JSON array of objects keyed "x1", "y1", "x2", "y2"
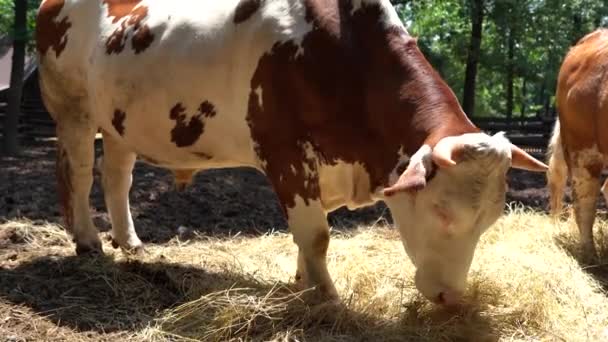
[
  {"x1": 37, "y1": 0, "x2": 313, "y2": 169},
  {"x1": 557, "y1": 29, "x2": 608, "y2": 155}
]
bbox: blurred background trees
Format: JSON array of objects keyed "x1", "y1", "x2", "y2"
[
  {"x1": 1, "y1": 0, "x2": 39, "y2": 155},
  {"x1": 392, "y1": 0, "x2": 608, "y2": 117}
]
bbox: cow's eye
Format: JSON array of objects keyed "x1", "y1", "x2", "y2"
[{"x1": 426, "y1": 163, "x2": 437, "y2": 182}]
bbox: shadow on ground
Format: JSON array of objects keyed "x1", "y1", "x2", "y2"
[
  {"x1": 553, "y1": 228, "x2": 608, "y2": 292},
  {"x1": 1, "y1": 140, "x2": 390, "y2": 243},
  {"x1": 0, "y1": 253, "x2": 513, "y2": 341},
  {"x1": 1, "y1": 141, "x2": 556, "y2": 246}
]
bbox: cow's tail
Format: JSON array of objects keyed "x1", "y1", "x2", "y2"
[{"x1": 546, "y1": 119, "x2": 568, "y2": 217}]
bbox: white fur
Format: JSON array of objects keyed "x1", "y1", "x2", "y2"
[
  {"x1": 384, "y1": 133, "x2": 511, "y2": 301},
  {"x1": 319, "y1": 161, "x2": 375, "y2": 212},
  {"x1": 351, "y1": 0, "x2": 407, "y2": 32},
  {"x1": 547, "y1": 120, "x2": 568, "y2": 216},
  {"x1": 287, "y1": 196, "x2": 337, "y2": 299}
]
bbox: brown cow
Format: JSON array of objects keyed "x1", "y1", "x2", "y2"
[
  {"x1": 547, "y1": 28, "x2": 608, "y2": 255},
  {"x1": 37, "y1": 0, "x2": 547, "y2": 305}
]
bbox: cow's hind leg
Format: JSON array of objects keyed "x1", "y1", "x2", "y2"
[
  {"x1": 547, "y1": 127, "x2": 568, "y2": 217},
  {"x1": 570, "y1": 159, "x2": 601, "y2": 256},
  {"x1": 56, "y1": 123, "x2": 101, "y2": 255},
  {"x1": 287, "y1": 198, "x2": 338, "y2": 302},
  {"x1": 101, "y1": 133, "x2": 143, "y2": 252}
]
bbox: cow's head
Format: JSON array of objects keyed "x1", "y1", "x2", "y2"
[{"x1": 382, "y1": 132, "x2": 547, "y2": 306}]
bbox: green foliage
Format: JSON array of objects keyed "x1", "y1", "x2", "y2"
[
  {"x1": 399, "y1": 0, "x2": 608, "y2": 117},
  {"x1": 0, "y1": 0, "x2": 41, "y2": 48},
  {"x1": 400, "y1": 0, "x2": 470, "y2": 91}
]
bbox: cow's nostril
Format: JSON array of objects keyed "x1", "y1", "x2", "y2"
[
  {"x1": 434, "y1": 290, "x2": 463, "y2": 307},
  {"x1": 437, "y1": 292, "x2": 447, "y2": 305}
]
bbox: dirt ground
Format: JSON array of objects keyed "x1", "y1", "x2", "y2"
[
  {"x1": 1, "y1": 139, "x2": 577, "y2": 238},
  {"x1": 0, "y1": 139, "x2": 604, "y2": 341}
]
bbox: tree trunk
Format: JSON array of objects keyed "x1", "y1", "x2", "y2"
[
  {"x1": 520, "y1": 77, "x2": 526, "y2": 117},
  {"x1": 3, "y1": 0, "x2": 28, "y2": 156},
  {"x1": 505, "y1": 27, "x2": 515, "y2": 120},
  {"x1": 462, "y1": 0, "x2": 484, "y2": 117},
  {"x1": 571, "y1": 13, "x2": 583, "y2": 44}
]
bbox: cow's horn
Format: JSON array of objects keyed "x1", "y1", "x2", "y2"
[
  {"x1": 432, "y1": 136, "x2": 464, "y2": 168},
  {"x1": 510, "y1": 144, "x2": 548, "y2": 172}
]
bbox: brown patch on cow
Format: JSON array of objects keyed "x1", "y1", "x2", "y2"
[
  {"x1": 56, "y1": 142, "x2": 73, "y2": 233},
  {"x1": 586, "y1": 162, "x2": 603, "y2": 178},
  {"x1": 313, "y1": 230, "x2": 330, "y2": 257},
  {"x1": 247, "y1": 1, "x2": 476, "y2": 210},
  {"x1": 36, "y1": 0, "x2": 72, "y2": 58},
  {"x1": 234, "y1": 0, "x2": 262, "y2": 24},
  {"x1": 193, "y1": 152, "x2": 213, "y2": 160},
  {"x1": 104, "y1": 0, "x2": 154, "y2": 54},
  {"x1": 169, "y1": 101, "x2": 217, "y2": 148},
  {"x1": 112, "y1": 110, "x2": 127, "y2": 136},
  {"x1": 103, "y1": 0, "x2": 142, "y2": 22},
  {"x1": 131, "y1": 25, "x2": 155, "y2": 53}
]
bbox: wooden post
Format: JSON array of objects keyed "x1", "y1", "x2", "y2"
[{"x1": 3, "y1": 0, "x2": 28, "y2": 156}]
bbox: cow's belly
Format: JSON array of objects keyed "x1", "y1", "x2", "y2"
[
  {"x1": 89, "y1": 51, "x2": 260, "y2": 170},
  {"x1": 94, "y1": 81, "x2": 260, "y2": 170}
]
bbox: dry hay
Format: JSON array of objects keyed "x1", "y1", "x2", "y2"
[{"x1": 0, "y1": 207, "x2": 607, "y2": 341}]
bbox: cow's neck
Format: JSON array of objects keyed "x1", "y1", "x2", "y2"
[
  {"x1": 361, "y1": 27, "x2": 478, "y2": 154},
  {"x1": 305, "y1": 1, "x2": 476, "y2": 140},
  {"x1": 247, "y1": 0, "x2": 480, "y2": 198}
]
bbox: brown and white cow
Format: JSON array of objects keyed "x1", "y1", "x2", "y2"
[
  {"x1": 547, "y1": 28, "x2": 608, "y2": 255},
  {"x1": 37, "y1": 0, "x2": 547, "y2": 305}
]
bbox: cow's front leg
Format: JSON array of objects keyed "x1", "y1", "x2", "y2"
[
  {"x1": 100, "y1": 133, "x2": 143, "y2": 252},
  {"x1": 287, "y1": 199, "x2": 338, "y2": 302}
]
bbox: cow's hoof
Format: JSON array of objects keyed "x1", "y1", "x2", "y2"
[
  {"x1": 299, "y1": 285, "x2": 340, "y2": 305},
  {"x1": 75, "y1": 239, "x2": 103, "y2": 256},
  {"x1": 108, "y1": 233, "x2": 144, "y2": 254},
  {"x1": 316, "y1": 284, "x2": 340, "y2": 303},
  {"x1": 581, "y1": 242, "x2": 598, "y2": 263},
  {"x1": 294, "y1": 271, "x2": 305, "y2": 288},
  {"x1": 293, "y1": 271, "x2": 340, "y2": 303},
  {"x1": 124, "y1": 244, "x2": 146, "y2": 256},
  {"x1": 110, "y1": 237, "x2": 145, "y2": 256},
  {"x1": 305, "y1": 291, "x2": 342, "y2": 309}
]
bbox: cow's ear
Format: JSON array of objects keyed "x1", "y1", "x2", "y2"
[
  {"x1": 383, "y1": 145, "x2": 433, "y2": 197},
  {"x1": 383, "y1": 160, "x2": 428, "y2": 196}
]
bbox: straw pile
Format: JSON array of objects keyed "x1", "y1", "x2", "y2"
[{"x1": 0, "y1": 207, "x2": 607, "y2": 341}]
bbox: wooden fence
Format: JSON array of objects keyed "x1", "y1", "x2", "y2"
[
  {"x1": 471, "y1": 116, "x2": 556, "y2": 155},
  {"x1": 0, "y1": 70, "x2": 55, "y2": 141}
]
